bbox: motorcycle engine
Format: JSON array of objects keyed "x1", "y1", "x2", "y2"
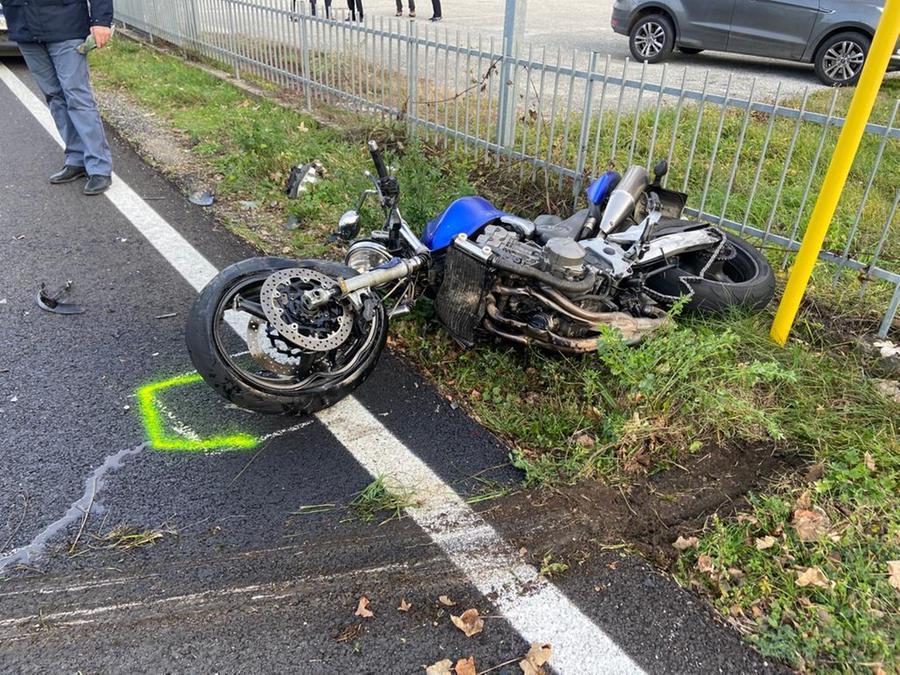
[{"x1": 474, "y1": 225, "x2": 587, "y2": 281}]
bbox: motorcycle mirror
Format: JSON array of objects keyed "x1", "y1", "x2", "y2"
[
  {"x1": 653, "y1": 159, "x2": 669, "y2": 182},
  {"x1": 333, "y1": 209, "x2": 361, "y2": 241}
]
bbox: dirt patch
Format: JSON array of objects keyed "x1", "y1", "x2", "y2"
[{"x1": 488, "y1": 443, "x2": 806, "y2": 569}]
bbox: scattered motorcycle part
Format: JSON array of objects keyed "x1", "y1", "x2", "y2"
[
  {"x1": 188, "y1": 189, "x2": 215, "y2": 207},
  {"x1": 36, "y1": 281, "x2": 85, "y2": 315},
  {"x1": 259, "y1": 268, "x2": 353, "y2": 352},
  {"x1": 598, "y1": 165, "x2": 650, "y2": 234},
  {"x1": 345, "y1": 240, "x2": 392, "y2": 274},
  {"x1": 284, "y1": 161, "x2": 325, "y2": 199}
]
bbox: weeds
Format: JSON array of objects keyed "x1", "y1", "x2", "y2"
[{"x1": 348, "y1": 476, "x2": 418, "y2": 525}]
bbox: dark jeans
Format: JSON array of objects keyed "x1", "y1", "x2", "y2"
[
  {"x1": 431, "y1": 0, "x2": 441, "y2": 17},
  {"x1": 293, "y1": 0, "x2": 332, "y2": 18},
  {"x1": 346, "y1": 0, "x2": 363, "y2": 20},
  {"x1": 395, "y1": 0, "x2": 415, "y2": 11}
]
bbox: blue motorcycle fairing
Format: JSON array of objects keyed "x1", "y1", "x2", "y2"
[
  {"x1": 586, "y1": 170, "x2": 621, "y2": 206},
  {"x1": 421, "y1": 196, "x2": 508, "y2": 251}
]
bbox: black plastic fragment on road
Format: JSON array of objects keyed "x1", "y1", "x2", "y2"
[{"x1": 36, "y1": 281, "x2": 85, "y2": 315}]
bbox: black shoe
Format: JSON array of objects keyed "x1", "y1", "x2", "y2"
[
  {"x1": 83, "y1": 174, "x2": 112, "y2": 196},
  {"x1": 429, "y1": 15, "x2": 441, "y2": 21},
  {"x1": 50, "y1": 165, "x2": 87, "y2": 184}
]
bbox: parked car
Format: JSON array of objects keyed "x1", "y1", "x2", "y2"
[
  {"x1": 0, "y1": 4, "x2": 21, "y2": 56},
  {"x1": 611, "y1": 0, "x2": 900, "y2": 86}
]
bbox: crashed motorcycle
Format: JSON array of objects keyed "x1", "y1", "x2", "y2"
[{"x1": 186, "y1": 141, "x2": 774, "y2": 414}]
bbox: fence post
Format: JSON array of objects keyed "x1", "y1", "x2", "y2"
[
  {"x1": 187, "y1": 0, "x2": 200, "y2": 55},
  {"x1": 496, "y1": 0, "x2": 526, "y2": 148},
  {"x1": 572, "y1": 50, "x2": 599, "y2": 201},
  {"x1": 225, "y1": 0, "x2": 240, "y2": 80},
  {"x1": 406, "y1": 20, "x2": 419, "y2": 139},
  {"x1": 299, "y1": 2, "x2": 313, "y2": 111}
]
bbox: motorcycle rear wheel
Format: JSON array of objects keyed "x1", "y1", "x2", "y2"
[
  {"x1": 646, "y1": 232, "x2": 775, "y2": 313},
  {"x1": 186, "y1": 257, "x2": 387, "y2": 415}
]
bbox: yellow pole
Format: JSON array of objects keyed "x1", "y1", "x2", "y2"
[{"x1": 770, "y1": 0, "x2": 900, "y2": 345}]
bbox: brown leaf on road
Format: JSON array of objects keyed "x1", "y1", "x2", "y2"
[
  {"x1": 398, "y1": 598, "x2": 412, "y2": 612},
  {"x1": 438, "y1": 595, "x2": 457, "y2": 607},
  {"x1": 425, "y1": 659, "x2": 454, "y2": 675},
  {"x1": 792, "y1": 508, "x2": 831, "y2": 542},
  {"x1": 519, "y1": 643, "x2": 552, "y2": 675},
  {"x1": 454, "y1": 656, "x2": 476, "y2": 675},
  {"x1": 755, "y1": 535, "x2": 777, "y2": 550},
  {"x1": 672, "y1": 535, "x2": 698, "y2": 551},
  {"x1": 697, "y1": 554, "x2": 715, "y2": 574},
  {"x1": 796, "y1": 566, "x2": 832, "y2": 589},
  {"x1": 888, "y1": 560, "x2": 900, "y2": 591},
  {"x1": 450, "y1": 608, "x2": 484, "y2": 637},
  {"x1": 354, "y1": 596, "x2": 374, "y2": 618}
]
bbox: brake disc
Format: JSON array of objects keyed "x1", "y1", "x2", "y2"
[
  {"x1": 246, "y1": 321, "x2": 306, "y2": 375},
  {"x1": 259, "y1": 268, "x2": 353, "y2": 352}
]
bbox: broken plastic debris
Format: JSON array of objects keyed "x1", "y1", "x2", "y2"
[
  {"x1": 188, "y1": 189, "x2": 215, "y2": 207},
  {"x1": 36, "y1": 281, "x2": 85, "y2": 315},
  {"x1": 284, "y1": 161, "x2": 325, "y2": 199},
  {"x1": 283, "y1": 214, "x2": 301, "y2": 230}
]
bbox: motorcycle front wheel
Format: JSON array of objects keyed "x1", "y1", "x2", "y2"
[
  {"x1": 186, "y1": 257, "x2": 388, "y2": 415},
  {"x1": 646, "y1": 232, "x2": 775, "y2": 313}
]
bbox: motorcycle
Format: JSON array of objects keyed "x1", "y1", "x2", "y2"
[{"x1": 186, "y1": 141, "x2": 774, "y2": 414}]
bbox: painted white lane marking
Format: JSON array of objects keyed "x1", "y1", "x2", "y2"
[{"x1": 0, "y1": 63, "x2": 643, "y2": 674}]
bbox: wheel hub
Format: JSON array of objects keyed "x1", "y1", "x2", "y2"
[{"x1": 259, "y1": 268, "x2": 353, "y2": 352}]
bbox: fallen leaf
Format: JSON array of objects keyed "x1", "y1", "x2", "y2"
[
  {"x1": 888, "y1": 560, "x2": 900, "y2": 591},
  {"x1": 737, "y1": 513, "x2": 759, "y2": 525},
  {"x1": 438, "y1": 595, "x2": 457, "y2": 607},
  {"x1": 398, "y1": 598, "x2": 412, "y2": 612},
  {"x1": 672, "y1": 535, "x2": 699, "y2": 551},
  {"x1": 796, "y1": 567, "x2": 831, "y2": 589},
  {"x1": 454, "y1": 656, "x2": 476, "y2": 675},
  {"x1": 425, "y1": 659, "x2": 454, "y2": 675},
  {"x1": 755, "y1": 536, "x2": 777, "y2": 550},
  {"x1": 794, "y1": 491, "x2": 812, "y2": 510},
  {"x1": 354, "y1": 596, "x2": 374, "y2": 618},
  {"x1": 792, "y1": 508, "x2": 831, "y2": 542},
  {"x1": 864, "y1": 451, "x2": 876, "y2": 471},
  {"x1": 697, "y1": 554, "x2": 715, "y2": 574},
  {"x1": 450, "y1": 608, "x2": 484, "y2": 637},
  {"x1": 519, "y1": 643, "x2": 552, "y2": 675}
]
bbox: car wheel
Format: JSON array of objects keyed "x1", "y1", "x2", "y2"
[
  {"x1": 815, "y1": 32, "x2": 869, "y2": 86},
  {"x1": 678, "y1": 46, "x2": 703, "y2": 55},
  {"x1": 629, "y1": 14, "x2": 675, "y2": 64}
]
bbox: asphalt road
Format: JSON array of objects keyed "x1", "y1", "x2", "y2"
[{"x1": 0, "y1": 58, "x2": 783, "y2": 674}]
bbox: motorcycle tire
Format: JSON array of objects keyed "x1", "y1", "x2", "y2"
[
  {"x1": 646, "y1": 232, "x2": 775, "y2": 313},
  {"x1": 186, "y1": 257, "x2": 388, "y2": 415}
]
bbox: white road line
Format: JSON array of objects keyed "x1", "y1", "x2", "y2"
[{"x1": 0, "y1": 63, "x2": 643, "y2": 674}]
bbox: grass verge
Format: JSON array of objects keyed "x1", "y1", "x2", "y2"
[{"x1": 88, "y1": 39, "x2": 898, "y2": 671}]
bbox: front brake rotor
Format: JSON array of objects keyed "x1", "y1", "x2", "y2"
[{"x1": 259, "y1": 268, "x2": 353, "y2": 352}]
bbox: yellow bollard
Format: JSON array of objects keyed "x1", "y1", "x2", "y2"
[{"x1": 770, "y1": 0, "x2": 900, "y2": 346}]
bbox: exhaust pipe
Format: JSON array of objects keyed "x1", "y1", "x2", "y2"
[{"x1": 598, "y1": 165, "x2": 650, "y2": 235}]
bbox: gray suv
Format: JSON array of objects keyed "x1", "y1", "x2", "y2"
[{"x1": 611, "y1": 0, "x2": 900, "y2": 86}]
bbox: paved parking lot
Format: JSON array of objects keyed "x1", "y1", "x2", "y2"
[{"x1": 361, "y1": 0, "x2": 830, "y2": 102}]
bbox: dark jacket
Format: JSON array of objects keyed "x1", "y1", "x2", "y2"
[{"x1": 3, "y1": 0, "x2": 113, "y2": 43}]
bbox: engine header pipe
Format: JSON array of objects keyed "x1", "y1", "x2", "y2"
[{"x1": 770, "y1": 0, "x2": 900, "y2": 346}]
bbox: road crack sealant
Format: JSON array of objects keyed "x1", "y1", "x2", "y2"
[{"x1": 0, "y1": 444, "x2": 145, "y2": 574}]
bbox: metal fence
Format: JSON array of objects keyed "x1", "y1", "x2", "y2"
[{"x1": 114, "y1": 0, "x2": 900, "y2": 336}]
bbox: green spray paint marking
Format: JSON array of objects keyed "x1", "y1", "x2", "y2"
[{"x1": 136, "y1": 373, "x2": 258, "y2": 452}]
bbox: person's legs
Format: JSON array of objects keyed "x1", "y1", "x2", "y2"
[
  {"x1": 408, "y1": 0, "x2": 415, "y2": 13},
  {"x1": 46, "y1": 39, "x2": 112, "y2": 178},
  {"x1": 324, "y1": 0, "x2": 331, "y2": 18},
  {"x1": 17, "y1": 41, "x2": 85, "y2": 170},
  {"x1": 356, "y1": 0, "x2": 363, "y2": 20},
  {"x1": 430, "y1": 0, "x2": 441, "y2": 19}
]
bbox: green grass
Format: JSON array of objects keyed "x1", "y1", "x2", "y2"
[
  {"x1": 88, "y1": 39, "x2": 899, "y2": 671},
  {"x1": 348, "y1": 476, "x2": 418, "y2": 524}
]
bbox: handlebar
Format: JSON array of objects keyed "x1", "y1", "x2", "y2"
[{"x1": 367, "y1": 140, "x2": 389, "y2": 181}]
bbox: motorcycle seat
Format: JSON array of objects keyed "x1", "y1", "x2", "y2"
[{"x1": 534, "y1": 208, "x2": 590, "y2": 244}]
